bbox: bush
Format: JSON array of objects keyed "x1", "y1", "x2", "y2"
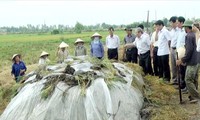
[{"x1": 51, "y1": 29, "x2": 59, "y2": 35}]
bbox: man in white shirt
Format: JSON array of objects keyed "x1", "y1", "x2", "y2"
[
  {"x1": 150, "y1": 24, "x2": 159, "y2": 76},
  {"x1": 176, "y1": 16, "x2": 187, "y2": 89},
  {"x1": 169, "y1": 16, "x2": 178, "y2": 84},
  {"x1": 125, "y1": 27, "x2": 153, "y2": 75},
  {"x1": 138, "y1": 24, "x2": 150, "y2": 38},
  {"x1": 106, "y1": 27, "x2": 120, "y2": 60},
  {"x1": 155, "y1": 20, "x2": 171, "y2": 82}
]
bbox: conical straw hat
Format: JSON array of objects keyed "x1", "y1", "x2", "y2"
[
  {"x1": 40, "y1": 51, "x2": 49, "y2": 57},
  {"x1": 59, "y1": 42, "x2": 69, "y2": 48},
  {"x1": 177, "y1": 47, "x2": 186, "y2": 59}
]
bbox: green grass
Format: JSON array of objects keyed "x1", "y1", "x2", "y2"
[{"x1": 0, "y1": 31, "x2": 126, "y2": 70}]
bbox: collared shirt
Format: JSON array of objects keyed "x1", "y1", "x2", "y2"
[
  {"x1": 181, "y1": 32, "x2": 197, "y2": 66},
  {"x1": 151, "y1": 31, "x2": 158, "y2": 47},
  {"x1": 38, "y1": 58, "x2": 50, "y2": 70},
  {"x1": 124, "y1": 34, "x2": 136, "y2": 50},
  {"x1": 133, "y1": 34, "x2": 151, "y2": 54},
  {"x1": 57, "y1": 49, "x2": 68, "y2": 63},
  {"x1": 106, "y1": 34, "x2": 120, "y2": 49},
  {"x1": 170, "y1": 27, "x2": 178, "y2": 48},
  {"x1": 90, "y1": 40, "x2": 104, "y2": 58},
  {"x1": 75, "y1": 46, "x2": 87, "y2": 56},
  {"x1": 11, "y1": 61, "x2": 27, "y2": 78},
  {"x1": 157, "y1": 26, "x2": 171, "y2": 56},
  {"x1": 176, "y1": 28, "x2": 186, "y2": 49},
  {"x1": 124, "y1": 34, "x2": 136, "y2": 44},
  {"x1": 39, "y1": 58, "x2": 50, "y2": 65},
  {"x1": 144, "y1": 32, "x2": 150, "y2": 38}
]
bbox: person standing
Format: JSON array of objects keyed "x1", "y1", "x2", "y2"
[
  {"x1": 150, "y1": 24, "x2": 159, "y2": 76},
  {"x1": 38, "y1": 51, "x2": 50, "y2": 70},
  {"x1": 125, "y1": 27, "x2": 153, "y2": 75},
  {"x1": 176, "y1": 16, "x2": 187, "y2": 89},
  {"x1": 11, "y1": 54, "x2": 27, "y2": 83},
  {"x1": 90, "y1": 32, "x2": 104, "y2": 59},
  {"x1": 155, "y1": 20, "x2": 171, "y2": 82},
  {"x1": 138, "y1": 24, "x2": 150, "y2": 37},
  {"x1": 176, "y1": 20, "x2": 199, "y2": 103},
  {"x1": 106, "y1": 27, "x2": 120, "y2": 60},
  {"x1": 192, "y1": 23, "x2": 200, "y2": 89},
  {"x1": 74, "y1": 38, "x2": 87, "y2": 56},
  {"x1": 123, "y1": 26, "x2": 137, "y2": 63},
  {"x1": 57, "y1": 41, "x2": 69, "y2": 63},
  {"x1": 169, "y1": 16, "x2": 178, "y2": 84}
]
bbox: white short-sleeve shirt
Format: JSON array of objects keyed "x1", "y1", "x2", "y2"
[
  {"x1": 170, "y1": 27, "x2": 178, "y2": 48},
  {"x1": 133, "y1": 34, "x2": 151, "y2": 54},
  {"x1": 176, "y1": 28, "x2": 186, "y2": 49},
  {"x1": 157, "y1": 26, "x2": 171, "y2": 56},
  {"x1": 106, "y1": 35, "x2": 120, "y2": 49}
]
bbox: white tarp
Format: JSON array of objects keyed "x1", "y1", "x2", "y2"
[{"x1": 0, "y1": 57, "x2": 144, "y2": 120}]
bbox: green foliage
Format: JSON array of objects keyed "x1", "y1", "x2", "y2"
[
  {"x1": 51, "y1": 29, "x2": 60, "y2": 35},
  {"x1": 74, "y1": 22, "x2": 84, "y2": 33}
]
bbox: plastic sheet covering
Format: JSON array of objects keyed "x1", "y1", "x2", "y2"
[{"x1": 0, "y1": 57, "x2": 144, "y2": 120}]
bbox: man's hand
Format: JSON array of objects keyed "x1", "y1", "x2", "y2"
[
  {"x1": 176, "y1": 60, "x2": 182, "y2": 66},
  {"x1": 20, "y1": 69, "x2": 25, "y2": 74}
]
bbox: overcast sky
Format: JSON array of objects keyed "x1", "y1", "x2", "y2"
[{"x1": 0, "y1": 0, "x2": 199, "y2": 27}]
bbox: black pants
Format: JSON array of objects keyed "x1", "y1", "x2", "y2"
[
  {"x1": 108, "y1": 48, "x2": 118, "y2": 60},
  {"x1": 153, "y1": 47, "x2": 159, "y2": 76},
  {"x1": 158, "y1": 55, "x2": 171, "y2": 81},
  {"x1": 139, "y1": 51, "x2": 153, "y2": 75},
  {"x1": 179, "y1": 65, "x2": 186, "y2": 89},
  {"x1": 126, "y1": 48, "x2": 138, "y2": 63}
]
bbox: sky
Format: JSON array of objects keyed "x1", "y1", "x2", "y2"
[{"x1": 0, "y1": 0, "x2": 199, "y2": 27}]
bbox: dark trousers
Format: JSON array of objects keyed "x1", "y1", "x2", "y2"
[
  {"x1": 139, "y1": 51, "x2": 153, "y2": 75},
  {"x1": 158, "y1": 55, "x2": 171, "y2": 81},
  {"x1": 179, "y1": 65, "x2": 186, "y2": 89},
  {"x1": 108, "y1": 48, "x2": 118, "y2": 60},
  {"x1": 126, "y1": 47, "x2": 138, "y2": 63},
  {"x1": 153, "y1": 47, "x2": 159, "y2": 76}
]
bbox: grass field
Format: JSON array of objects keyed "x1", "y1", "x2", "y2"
[
  {"x1": 0, "y1": 31, "x2": 125, "y2": 71},
  {"x1": 1, "y1": 31, "x2": 200, "y2": 119}
]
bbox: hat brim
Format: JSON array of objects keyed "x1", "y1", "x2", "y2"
[
  {"x1": 182, "y1": 24, "x2": 192, "y2": 27},
  {"x1": 74, "y1": 41, "x2": 84, "y2": 45},
  {"x1": 12, "y1": 54, "x2": 21, "y2": 61},
  {"x1": 40, "y1": 54, "x2": 49, "y2": 57},
  {"x1": 91, "y1": 36, "x2": 102, "y2": 39},
  {"x1": 124, "y1": 28, "x2": 132, "y2": 31}
]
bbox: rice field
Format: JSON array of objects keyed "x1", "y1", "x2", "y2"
[{"x1": 0, "y1": 31, "x2": 126, "y2": 71}]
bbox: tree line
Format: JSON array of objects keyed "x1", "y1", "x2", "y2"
[{"x1": 0, "y1": 17, "x2": 199, "y2": 34}]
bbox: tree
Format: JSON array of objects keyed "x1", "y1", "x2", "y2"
[
  {"x1": 74, "y1": 22, "x2": 84, "y2": 33},
  {"x1": 51, "y1": 29, "x2": 59, "y2": 35},
  {"x1": 163, "y1": 18, "x2": 169, "y2": 27}
]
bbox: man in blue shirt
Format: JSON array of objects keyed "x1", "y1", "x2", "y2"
[{"x1": 11, "y1": 54, "x2": 27, "y2": 82}]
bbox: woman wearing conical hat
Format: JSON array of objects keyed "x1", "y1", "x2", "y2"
[
  {"x1": 57, "y1": 41, "x2": 69, "y2": 63},
  {"x1": 74, "y1": 38, "x2": 87, "y2": 56},
  {"x1": 38, "y1": 51, "x2": 50, "y2": 70},
  {"x1": 11, "y1": 54, "x2": 27, "y2": 82},
  {"x1": 90, "y1": 32, "x2": 104, "y2": 59}
]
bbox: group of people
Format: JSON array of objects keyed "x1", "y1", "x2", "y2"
[
  {"x1": 11, "y1": 32, "x2": 105, "y2": 82},
  {"x1": 123, "y1": 16, "x2": 200, "y2": 103},
  {"x1": 10, "y1": 17, "x2": 200, "y2": 103}
]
